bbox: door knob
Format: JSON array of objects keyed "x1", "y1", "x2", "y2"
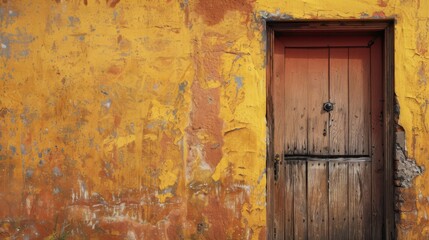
[{"x1": 323, "y1": 102, "x2": 334, "y2": 112}]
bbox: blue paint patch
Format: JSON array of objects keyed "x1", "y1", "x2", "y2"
[
  {"x1": 78, "y1": 35, "x2": 85, "y2": 41},
  {"x1": 52, "y1": 166, "x2": 62, "y2": 177},
  {"x1": 97, "y1": 127, "x2": 105, "y2": 134},
  {"x1": 234, "y1": 76, "x2": 243, "y2": 91},
  {"x1": 113, "y1": 10, "x2": 119, "y2": 21},
  {"x1": 0, "y1": 34, "x2": 11, "y2": 58},
  {"x1": 68, "y1": 16, "x2": 80, "y2": 27},
  {"x1": 9, "y1": 145, "x2": 16, "y2": 155},
  {"x1": 53, "y1": 187, "x2": 61, "y2": 195},
  {"x1": 8, "y1": 10, "x2": 19, "y2": 18},
  {"x1": 18, "y1": 49, "x2": 29, "y2": 57},
  {"x1": 418, "y1": 62, "x2": 427, "y2": 85},
  {"x1": 0, "y1": 29, "x2": 34, "y2": 59},
  {"x1": 38, "y1": 152, "x2": 42, "y2": 158},
  {"x1": 146, "y1": 120, "x2": 167, "y2": 130},
  {"x1": 179, "y1": 81, "x2": 188, "y2": 93},
  {"x1": 160, "y1": 186, "x2": 176, "y2": 195},
  {"x1": 360, "y1": 12, "x2": 370, "y2": 18},
  {"x1": 261, "y1": 26, "x2": 267, "y2": 47},
  {"x1": 0, "y1": 7, "x2": 19, "y2": 27},
  {"x1": 20, "y1": 144, "x2": 27, "y2": 155},
  {"x1": 25, "y1": 168, "x2": 34, "y2": 178}
]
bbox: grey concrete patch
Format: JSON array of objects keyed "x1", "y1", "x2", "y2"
[{"x1": 395, "y1": 143, "x2": 424, "y2": 188}]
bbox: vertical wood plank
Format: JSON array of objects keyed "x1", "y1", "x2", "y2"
[
  {"x1": 371, "y1": 37, "x2": 384, "y2": 240},
  {"x1": 307, "y1": 49, "x2": 330, "y2": 155},
  {"x1": 285, "y1": 49, "x2": 308, "y2": 155},
  {"x1": 349, "y1": 161, "x2": 372, "y2": 240},
  {"x1": 307, "y1": 160, "x2": 328, "y2": 239},
  {"x1": 349, "y1": 48, "x2": 371, "y2": 155},
  {"x1": 329, "y1": 48, "x2": 349, "y2": 155},
  {"x1": 329, "y1": 161, "x2": 349, "y2": 240},
  {"x1": 364, "y1": 162, "x2": 373, "y2": 239},
  {"x1": 293, "y1": 161, "x2": 307, "y2": 240},
  {"x1": 273, "y1": 38, "x2": 285, "y2": 239},
  {"x1": 285, "y1": 161, "x2": 294, "y2": 240}
]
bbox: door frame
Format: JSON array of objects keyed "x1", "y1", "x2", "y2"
[{"x1": 266, "y1": 20, "x2": 395, "y2": 239}]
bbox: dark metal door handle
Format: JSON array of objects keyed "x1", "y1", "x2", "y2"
[{"x1": 323, "y1": 102, "x2": 334, "y2": 112}]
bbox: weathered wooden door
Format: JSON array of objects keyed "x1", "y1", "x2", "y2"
[{"x1": 271, "y1": 34, "x2": 384, "y2": 239}]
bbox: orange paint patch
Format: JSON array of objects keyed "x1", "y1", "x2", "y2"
[
  {"x1": 194, "y1": 0, "x2": 254, "y2": 25},
  {"x1": 259, "y1": 226, "x2": 267, "y2": 239},
  {"x1": 378, "y1": 0, "x2": 387, "y2": 7},
  {"x1": 106, "y1": 0, "x2": 120, "y2": 8},
  {"x1": 372, "y1": 11, "x2": 386, "y2": 18},
  {"x1": 193, "y1": 31, "x2": 228, "y2": 83},
  {"x1": 185, "y1": 173, "x2": 251, "y2": 238},
  {"x1": 107, "y1": 65, "x2": 122, "y2": 75},
  {"x1": 0, "y1": 108, "x2": 8, "y2": 118},
  {"x1": 396, "y1": 186, "x2": 419, "y2": 232},
  {"x1": 187, "y1": 81, "x2": 223, "y2": 168},
  {"x1": 417, "y1": 38, "x2": 428, "y2": 56}
]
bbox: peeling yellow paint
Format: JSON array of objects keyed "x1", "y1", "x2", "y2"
[
  {"x1": 157, "y1": 192, "x2": 174, "y2": 203},
  {"x1": 103, "y1": 134, "x2": 135, "y2": 152},
  {"x1": 159, "y1": 158, "x2": 179, "y2": 190}
]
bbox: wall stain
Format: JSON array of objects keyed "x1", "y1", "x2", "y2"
[
  {"x1": 378, "y1": 0, "x2": 388, "y2": 7},
  {"x1": 0, "y1": 7, "x2": 19, "y2": 27},
  {"x1": 194, "y1": 0, "x2": 254, "y2": 26},
  {"x1": 106, "y1": 0, "x2": 120, "y2": 8},
  {"x1": 187, "y1": 80, "x2": 223, "y2": 169},
  {"x1": 0, "y1": 28, "x2": 33, "y2": 59},
  {"x1": 372, "y1": 11, "x2": 386, "y2": 18}
]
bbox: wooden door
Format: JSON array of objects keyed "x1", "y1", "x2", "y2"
[{"x1": 271, "y1": 34, "x2": 384, "y2": 239}]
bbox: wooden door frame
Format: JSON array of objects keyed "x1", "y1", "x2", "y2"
[{"x1": 266, "y1": 20, "x2": 395, "y2": 239}]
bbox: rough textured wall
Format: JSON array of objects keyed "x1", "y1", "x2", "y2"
[{"x1": 0, "y1": 0, "x2": 428, "y2": 239}]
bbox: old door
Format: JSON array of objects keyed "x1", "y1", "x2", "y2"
[{"x1": 271, "y1": 34, "x2": 384, "y2": 239}]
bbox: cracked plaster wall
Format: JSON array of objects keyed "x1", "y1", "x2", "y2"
[{"x1": 0, "y1": 0, "x2": 428, "y2": 239}]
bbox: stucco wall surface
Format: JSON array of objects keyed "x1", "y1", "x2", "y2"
[{"x1": 0, "y1": 0, "x2": 428, "y2": 239}]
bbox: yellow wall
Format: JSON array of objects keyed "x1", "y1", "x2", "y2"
[{"x1": 0, "y1": 0, "x2": 428, "y2": 239}]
